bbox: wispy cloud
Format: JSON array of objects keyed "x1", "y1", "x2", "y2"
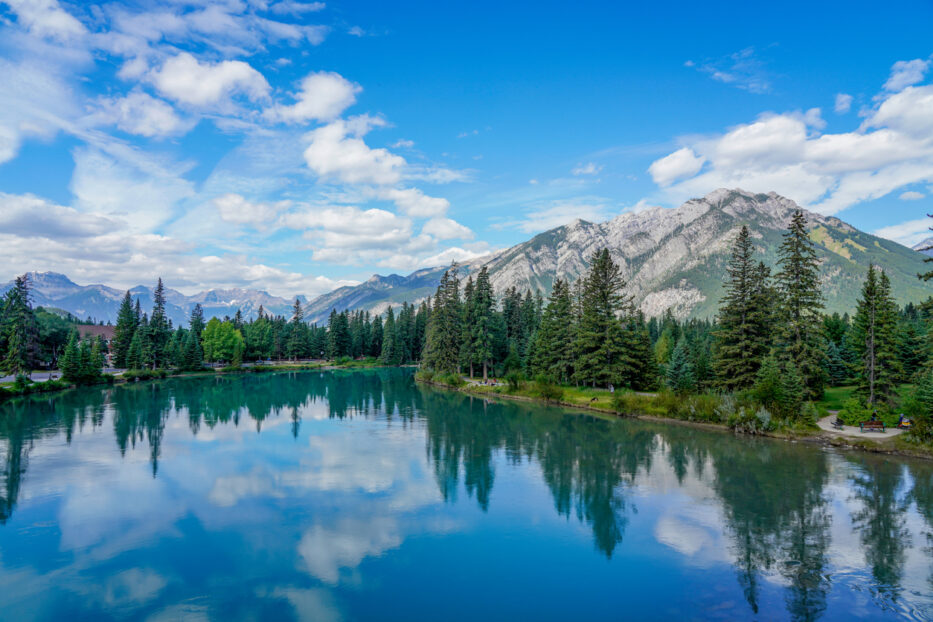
[{"x1": 687, "y1": 47, "x2": 772, "y2": 94}]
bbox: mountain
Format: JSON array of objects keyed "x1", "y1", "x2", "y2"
[
  {"x1": 304, "y1": 188, "x2": 933, "y2": 320},
  {"x1": 914, "y1": 237, "x2": 933, "y2": 257},
  {"x1": 0, "y1": 273, "x2": 299, "y2": 326}
]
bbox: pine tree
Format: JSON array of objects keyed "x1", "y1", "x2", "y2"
[
  {"x1": 775, "y1": 210, "x2": 826, "y2": 399},
  {"x1": 60, "y1": 330, "x2": 80, "y2": 381},
  {"x1": 823, "y1": 340, "x2": 848, "y2": 386},
  {"x1": 0, "y1": 275, "x2": 39, "y2": 376},
  {"x1": 460, "y1": 276, "x2": 476, "y2": 376},
  {"x1": 326, "y1": 309, "x2": 351, "y2": 359},
  {"x1": 148, "y1": 278, "x2": 170, "y2": 368},
  {"x1": 573, "y1": 249, "x2": 630, "y2": 388},
  {"x1": 422, "y1": 265, "x2": 462, "y2": 373},
  {"x1": 852, "y1": 265, "x2": 901, "y2": 406},
  {"x1": 713, "y1": 227, "x2": 773, "y2": 390},
  {"x1": 531, "y1": 278, "x2": 575, "y2": 383},
  {"x1": 381, "y1": 307, "x2": 398, "y2": 365},
  {"x1": 288, "y1": 298, "x2": 310, "y2": 359},
  {"x1": 665, "y1": 337, "x2": 695, "y2": 393},
  {"x1": 189, "y1": 303, "x2": 205, "y2": 338},
  {"x1": 127, "y1": 330, "x2": 144, "y2": 370},
  {"x1": 471, "y1": 267, "x2": 495, "y2": 380},
  {"x1": 182, "y1": 328, "x2": 203, "y2": 371},
  {"x1": 111, "y1": 291, "x2": 137, "y2": 368}
]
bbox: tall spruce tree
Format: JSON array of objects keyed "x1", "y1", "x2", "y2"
[
  {"x1": 0, "y1": 275, "x2": 38, "y2": 376},
  {"x1": 713, "y1": 226, "x2": 772, "y2": 390},
  {"x1": 775, "y1": 210, "x2": 826, "y2": 398},
  {"x1": 531, "y1": 278, "x2": 575, "y2": 383},
  {"x1": 666, "y1": 337, "x2": 695, "y2": 393},
  {"x1": 852, "y1": 265, "x2": 901, "y2": 406},
  {"x1": 573, "y1": 249, "x2": 630, "y2": 388},
  {"x1": 111, "y1": 291, "x2": 137, "y2": 368},
  {"x1": 148, "y1": 278, "x2": 170, "y2": 368},
  {"x1": 460, "y1": 276, "x2": 477, "y2": 376},
  {"x1": 381, "y1": 307, "x2": 398, "y2": 365},
  {"x1": 471, "y1": 267, "x2": 495, "y2": 380},
  {"x1": 422, "y1": 265, "x2": 462, "y2": 373}
]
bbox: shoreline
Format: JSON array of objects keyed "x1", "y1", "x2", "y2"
[{"x1": 416, "y1": 377, "x2": 933, "y2": 462}]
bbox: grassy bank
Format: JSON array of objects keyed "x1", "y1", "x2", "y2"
[{"x1": 416, "y1": 371, "x2": 933, "y2": 459}]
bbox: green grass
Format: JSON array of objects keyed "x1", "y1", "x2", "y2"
[{"x1": 818, "y1": 385, "x2": 856, "y2": 411}]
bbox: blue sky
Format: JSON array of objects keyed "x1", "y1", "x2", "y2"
[{"x1": 0, "y1": 0, "x2": 932, "y2": 297}]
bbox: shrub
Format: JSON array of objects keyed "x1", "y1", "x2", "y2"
[
  {"x1": 504, "y1": 371, "x2": 525, "y2": 393},
  {"x1": 123, "y1": 368, "x2": 168, "y2": 382},
  {"x1": 837, "y1": 398, "x2": 870, "y2": 426},
  {"x1": 532, "y1": 375, "x2": 563, "y2": 402},
  {"x1": 415, "y1": 369, "x2": 435, "y2": 382},
  {"x1": 799, "y1": 402, "x2": 820, "y2": 428},
  {"x1": 729, "y1": 406, "x2": 776, "y2": 434}
]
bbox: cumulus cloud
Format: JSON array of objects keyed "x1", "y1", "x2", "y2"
[
  {"x1": 647, "y1": 74, "x2": 933, "y2": 215},
  {"x1": 2, "y1": 0, "x2": 86, "y2": 40},
  {"x1": 648, "y1": 147, "x2": 706, "y2": 186},
  {"x1": 884, "y1": 58, "x2": 930, "y2": 92},
  {"x1": 213, "y1": 193, "x2": 291, "y2": 226},
  {"x1": 303, "y1": 117, "x2": 404, "y2": 185},
  {"x1": 834, "y1": 93, "x2": 853, "y2": 114},
  {"x1": 421, "y1": 217, "x2": 473, "y2": 240},
  {"x1": 92, "y1": 90, "x2": 192, "y2": 138},
  {"x1": 267, "y1": 71, "x2": 360, "y2": 123},
  {"x1": 899, "y1": 190, "x2": 925, "y2": 200},
  {"x1": 151, "y1": 53, "x2": 270, "y2": 107},
  {"x1": 269, "y1": 1, "x2": 327, "y2": 15}
]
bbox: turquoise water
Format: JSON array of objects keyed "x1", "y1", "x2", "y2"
[{"x1": 1, "y1": 368, "x2": 932, "y2": 621}]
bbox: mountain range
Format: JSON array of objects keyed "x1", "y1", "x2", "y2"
[
  {"x1": 5, "y1": 189, "x2": 932, "y2": 325},
  {"x1": 0, "y1": 272, "x2": 301, "y2": 326},
  {"x1": 303, "y1": 188, "x2": 933, "y2": 322}
]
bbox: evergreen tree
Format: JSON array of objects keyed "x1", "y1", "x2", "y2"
[
  {"x1": 852, "y1": 265, "x2": 901, "y2": 406},
  {"x1": 127, "y1": 330, "x2": 144, "y2": 370},
  {"x1": 381, "y1": 307, "x2": 398, "y2": 365},
  {"x1": 326, "y1": 309, "x2": 351, "y2": 359},
  {"x1": 287, "y1": 298, "x2": 310, "y2": 359},
  {"x1": 822, "y1": 340, "x2": 849, "y2": 386},
  {"x1": 665, "y1": 337, "x2": 695, "y2": 393},
  {"x1": 422, "y1": 265, "x2": 462, "y2": 373},
  {"x1": 775, "y1": 210, "x2": 826, "y2": 399},
  {"x1": 713, "y1": 227, "x2": 773, "y2": 390},
  {"x1": 111, "y1": 291, "x2": 137, "y2": 367},
  {"x1": 471, "y1": 267, "x2": 495, "y2": 380},
  {"x1": 370, "y1": 315, "x2": 383, "y2": 358},
  {"x1": 460, "y1": 276, "x2": 477, "y2": 376},
  {"x1": 1, "y1": 275, "x2": 39, "y2": 376},
  {"x1": 573, "y1": 249, "x2": 630, "y2": 388},
  {"x1": 189, "y1": 303, "x2": 205, "y2": 338},
  {"x1": 753, "y1": 354, "x2": 783, "y2": 409},
  {"x1": 182, "y1": 328, "x2": 203, "y2": 371},
  {"x1": 531, "y1": 278, "x2": 575, "y2": 383},
  {"x1": 59, "y1": 330, "x2": 80, "y2": 381},
  {"x1": 148, "y1": 278, "x2": 171, "y2": 368}
]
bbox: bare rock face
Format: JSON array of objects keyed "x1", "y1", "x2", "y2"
[{"x1": 303, "y1": 188, "x2": 933, "y2": 320}]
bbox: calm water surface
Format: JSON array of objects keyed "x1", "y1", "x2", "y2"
[{"x1": 1, "y1": 368, "x2": 932, "y2": 621}]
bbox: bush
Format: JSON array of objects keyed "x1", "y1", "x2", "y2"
[
  {"x1": 799, "y1": 402, "x2": 820, "y2": 428},
  {"x1": 532, "y1": 375, "x2": 563, "y2": 402},
  {"x1": 415, "y1": 369, "x2": 435, "y2": 382},
  {"x1": 504, "y1": 371, "x2": 525, "y2": 393},
  {"x1": 837, "y1": 398, "x2": 870, "y2": 426},
  {"x1": 729, "y1": 406, "x2": 776, "y2": 434},
  {"x1": 122, "y1": 368, "x2": 168, "y2": 382}
]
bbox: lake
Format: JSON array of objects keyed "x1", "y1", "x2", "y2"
[{"x1": 1, "y1": 368, "x2": 932, "y2": 621}]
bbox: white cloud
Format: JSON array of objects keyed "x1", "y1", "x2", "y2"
[
  {"x1": 648, "y1": 147, "x2": 705, "y2": 186},
  {"x1": 0, "y1": 192, "x2": 117, "y2": 238},
  {"x1": 884, "y1": 58, "x2": 930, "y2": 92},
  {"x1": 422, "y1": 217, "x2": 473, "y2": 240},
  {"x1": 93, "y1": 90, "x2": 192, "y2": 138},
  {"x1": 834, "y1": 93, "x2": 853, "y2": 114},
  {"x1": 899, "y1": 190, "x2": 925, "y2": 200},
  {"x1": 213, "y1": 193, "x2": 290, "y2": 226},
  {"x1": 381, "y1": 187, "x2": 449, "y2": 217},
  {"x1": 648, "y1": 76, "x2": 933, "y2": 215},
  {"x1": 151, "y1": 53, "x2": 270, "y2": 107},
  {"x1": 2, "y1": 0, "x2": 86, "y2": 40},
  {"x1": 874, "y1": 217, "x2": 933, "y2": 247},
  {"x1": 269, "y1": 1, "x2": 327, "y2": 15},
  {"x1": 391, "y1": 139, "x2": 414, "y2": 148},
  {"x1": 267, "y1": 71, "x2": 360, "y2": 123},
  {"x1": 572, "y1": 162, "x2": 603, "y2": 176},
  {"x1": 303, "y1": 117, "x2": 404, "y2": 185}
]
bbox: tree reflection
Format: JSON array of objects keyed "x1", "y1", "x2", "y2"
[{"x1": 849, "y1": 457, "x2": 910, "y2": 603}]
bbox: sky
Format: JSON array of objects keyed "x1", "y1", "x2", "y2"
[{"x1": 0, "y1": 0, "x2": 932, "y2": 299}]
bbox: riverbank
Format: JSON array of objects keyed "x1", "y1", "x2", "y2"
[{"x1": 416, "y1": 375, "x2": 933, "y2": 461}]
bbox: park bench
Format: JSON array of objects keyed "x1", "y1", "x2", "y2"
[
  {"x1": 832, "y1": 418, "x2": 844, "y2": 430},
  {"x1": 859, "y1": 420, "x2": 885, "y2": 433}
]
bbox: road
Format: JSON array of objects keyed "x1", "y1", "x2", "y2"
[{"x1": 0, "y1": 369, "x2": 126, "y2": 384}]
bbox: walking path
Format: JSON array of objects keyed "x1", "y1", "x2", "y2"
[{"x1": 816, "y1": 414, "x2": 905, "y2": 440}]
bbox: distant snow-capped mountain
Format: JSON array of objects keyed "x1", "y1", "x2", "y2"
[
  {"x1": 0, "y1": 272, "x2": 300, "y2": 326},
  {"x1": 913, "y1": 237, "x2": 933, "y2": 257}
]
